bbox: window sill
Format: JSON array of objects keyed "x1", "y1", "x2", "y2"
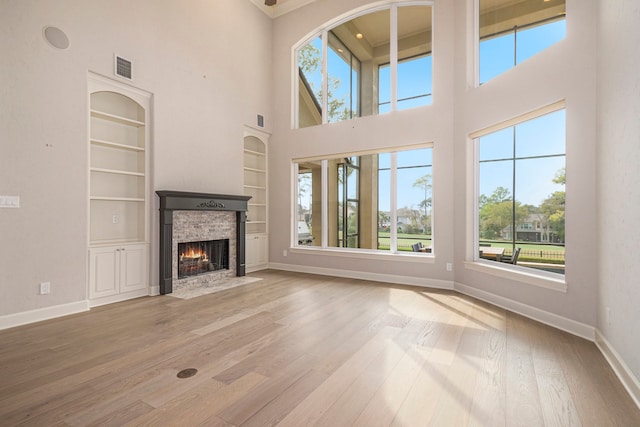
[
  {"x1": 290, "y1": 246, "x2": 435, "y2": 264},
  {"x1": 463, "y1": 260, "x2": 567, "y2": 292}
]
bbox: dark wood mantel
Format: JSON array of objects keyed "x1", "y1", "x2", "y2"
[{"x1": 156, "y1": 190, "x2": 251, "y2": 295}]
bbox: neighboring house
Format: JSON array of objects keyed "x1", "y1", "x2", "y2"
[{"x1": 502, "y1": 214, "x2": 563, "y2": 243}]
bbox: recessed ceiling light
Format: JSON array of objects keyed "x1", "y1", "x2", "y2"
[{"x1": 356, "y1": 33, "x2": 364, "y2": 39}]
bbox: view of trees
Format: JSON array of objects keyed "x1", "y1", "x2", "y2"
[
  {"x1": 298, "y1": 43, "x2": 353, "y2": 123},
  {"x1": 479, "y1": 168, "x2": 565, "y2": 243},
  {"x1": 412, "y1": 174, "x2": 432, "y2": 234}
]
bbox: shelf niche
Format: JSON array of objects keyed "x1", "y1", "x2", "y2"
[
  {"x1": 89, "y1": 81, "x2": 149, "y2": 246},
  {"x1": 244, "y1": 127, "x2": 269, "y2": 271}
]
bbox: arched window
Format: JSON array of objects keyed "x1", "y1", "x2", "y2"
[{"x1": 295, "y1": 2, "x2": 433, "y2": 128}]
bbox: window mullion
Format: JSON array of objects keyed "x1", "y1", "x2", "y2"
[
  {"x1": 390, "y1": 5, "x2": 398, "y2": 112},
  {"x1": 321, "y1": 159, "x2": 328, "y2": 247},
  {"x1": 512, "y1": 127, "x2": 517, "y2": 252},
  {"x1": 293, "y1": 162, "x2": 300, "y2": 246},
  {"x1": 513, "y1": 25, "x2": 518, "y2": 67},
  {"x1": 390, "y1": 152, "x2": 398, "y2": 253},
  {"x1": 321, "y1": 30, "x2": 329, "y2": 125}
]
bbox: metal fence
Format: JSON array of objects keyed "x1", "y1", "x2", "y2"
[
  {"x1": 503, "y1": 248, "x2": 565, "y2": 261},
  {"x1": 378, "y1": 241, "x2": 565, "y2": 261}
]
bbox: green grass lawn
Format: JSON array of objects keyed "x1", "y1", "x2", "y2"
[
  {"x1": 377, "y1": 232, "x2": 431, "y2": 251},
  {"x1": 377, "y1": 232, "x2": 565, "y2": 263}
]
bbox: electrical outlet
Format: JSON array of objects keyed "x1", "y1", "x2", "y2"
[
  {"x1": 112, "y1": 214, "x2": 120, "y2": 224},
  {"x1": 283, "y1": 249, "x2": 288, "y2": 257},
  {"x1": 40, "y1": 282, "x2": 51, "y2": 295},
  {"x1": 446, "y1": 263, "x2": 453, "y2": 272}
]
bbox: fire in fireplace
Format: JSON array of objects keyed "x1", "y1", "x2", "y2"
[{"x1": 178, "y1": 239, "x2": 229, "y2": 279}]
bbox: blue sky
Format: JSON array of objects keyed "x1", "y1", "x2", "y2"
[
  {"x1": 378, "y1": 149, "x2": 432, "y2": 212},
  {"x1": 479, "y1": 109, "x2": 565, "y2": 206}
]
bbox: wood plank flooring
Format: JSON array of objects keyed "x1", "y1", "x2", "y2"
[{"x1": 0, "y1": 270, "x2": 638, "y2": 426}]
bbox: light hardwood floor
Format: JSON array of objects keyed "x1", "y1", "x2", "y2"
[{"x1": 0, "y1": 270, "x2": 638, "y2": 426}]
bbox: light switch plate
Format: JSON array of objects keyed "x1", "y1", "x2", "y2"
[{"x1": 0, "y1": 195, "x2": 20, "y2": 208}]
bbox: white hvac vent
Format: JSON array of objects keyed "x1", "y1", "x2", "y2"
[{"x1": 114, "y1": 55, "x2": 132, "y2": 80}]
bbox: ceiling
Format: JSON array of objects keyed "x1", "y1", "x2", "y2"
[
  {"x1": 250, "y1": 0, "x2": 564, "y2": 23},
  {"x1": 249, "y1": 0, "x2": 318, "y2": 18}
]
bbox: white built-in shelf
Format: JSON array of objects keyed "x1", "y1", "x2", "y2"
[
  {"x1": 90, "y1": 237, "x2": 145, "y2": 247},
  {"x1": 244, "y1": 148, "x2": 266, "y2": 157},
  {"x1": 244, "y1": 129, "x2": 269, "y2": 271},
  {"x1": 90, "y1": 138, "x2": 145, "y2": 152},
  {"x1": 90, "y1": 109, "x2": 145, "y2": 127},
  {"x1": 89, "y1": 77, "x2": 150, "y2": 249},
  {"x1": 90, "y1": 196, "x2": 145, "y2": 202},
  {"x1": 90, "y1": 167, "x2": 145, "y2": 177}
]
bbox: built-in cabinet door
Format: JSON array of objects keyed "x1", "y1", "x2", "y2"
[
  {"x1": 120, "y1": 244, "x2": 148, "y2": 293},
  {"x1": 89, "y1": 247, "x2": 119, "y2": 299},
  {"x1": 246, "y1": 234, "x2": 268, "y2": 272},
  {"x1": 246, "y1": 235, "x2": 258, "y2": 269},
  {"x1": 255, "y1": 234, "x2": 268, "y2": 266},
  {"x1": 89, "y1": 244, "x2": 147, "y2": 299}
]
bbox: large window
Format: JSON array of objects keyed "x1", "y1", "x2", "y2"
[
  {"x1": 474, "y1": 105, "x2": 566, "y2": 275},
  {"x1": 479, "y1": 0, "x2": 566, "y2": 84},
  {"x1": 295, "y1": 146, "x2": 433, "y2": 254},
  {"x1": 296, "y1": 3, "x2": 433, "y2": 128}
]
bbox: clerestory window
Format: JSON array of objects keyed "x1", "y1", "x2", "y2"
[
  {"x1": 295, "y1": 3, "x2": 433, "y2": 128},
  {"x1": 478, "y1": 0, "x2": 566, "y2": 84}
]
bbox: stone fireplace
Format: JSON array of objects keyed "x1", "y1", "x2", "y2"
[{"x1": 157, "y1": 191, "x2": 250, "y2": 295}]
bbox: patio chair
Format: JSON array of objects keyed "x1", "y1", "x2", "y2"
[
  {"x1": 501, "y1": 247, "x2": 521, "y2": 264},
  {"x1": 411, "y1": 243, "x2": 422, "y2": 252}
]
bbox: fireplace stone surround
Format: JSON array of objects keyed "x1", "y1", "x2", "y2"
[{"x1": 157, "y1": 190, "x2": 251, "y2": 295}]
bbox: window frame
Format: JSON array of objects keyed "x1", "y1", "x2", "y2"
[
  {"x1": 291, "y1": 144, "x2": 435, "y2": 263},
  {"x1": 465, "y1": 101, "x2": 567, "y2": 292}
]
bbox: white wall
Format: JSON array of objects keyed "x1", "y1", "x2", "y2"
[
  {"x1": 268, "y1": 0, "x2": 599, "y2": 331},
  {"x1": 0, "y1": 0, "x2": 272, "y2": 317},
  {"x1": 597, "y1": 0, "x2": 640, "y2": 382}
]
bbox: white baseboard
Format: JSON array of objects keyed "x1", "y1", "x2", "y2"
[
  {"x1": 454, "y1": 281, "x2": 595, "y2": 341},
  {"x1": 88, "y1": 289, "x2": 150, "y2": 308},
  {"x1": 595, "y1": 330, "x2": 640, "y2": 410},
  {"x1": 0, "y1": 300, "x2": 90, "y2": 331},
  {"x1": 268, "y1": 262, "x2": 454, "y2": 290}
]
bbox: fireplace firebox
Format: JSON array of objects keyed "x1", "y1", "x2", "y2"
[{"x1": 178, "y1": 239, "x2": 229, "y2": 279}]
